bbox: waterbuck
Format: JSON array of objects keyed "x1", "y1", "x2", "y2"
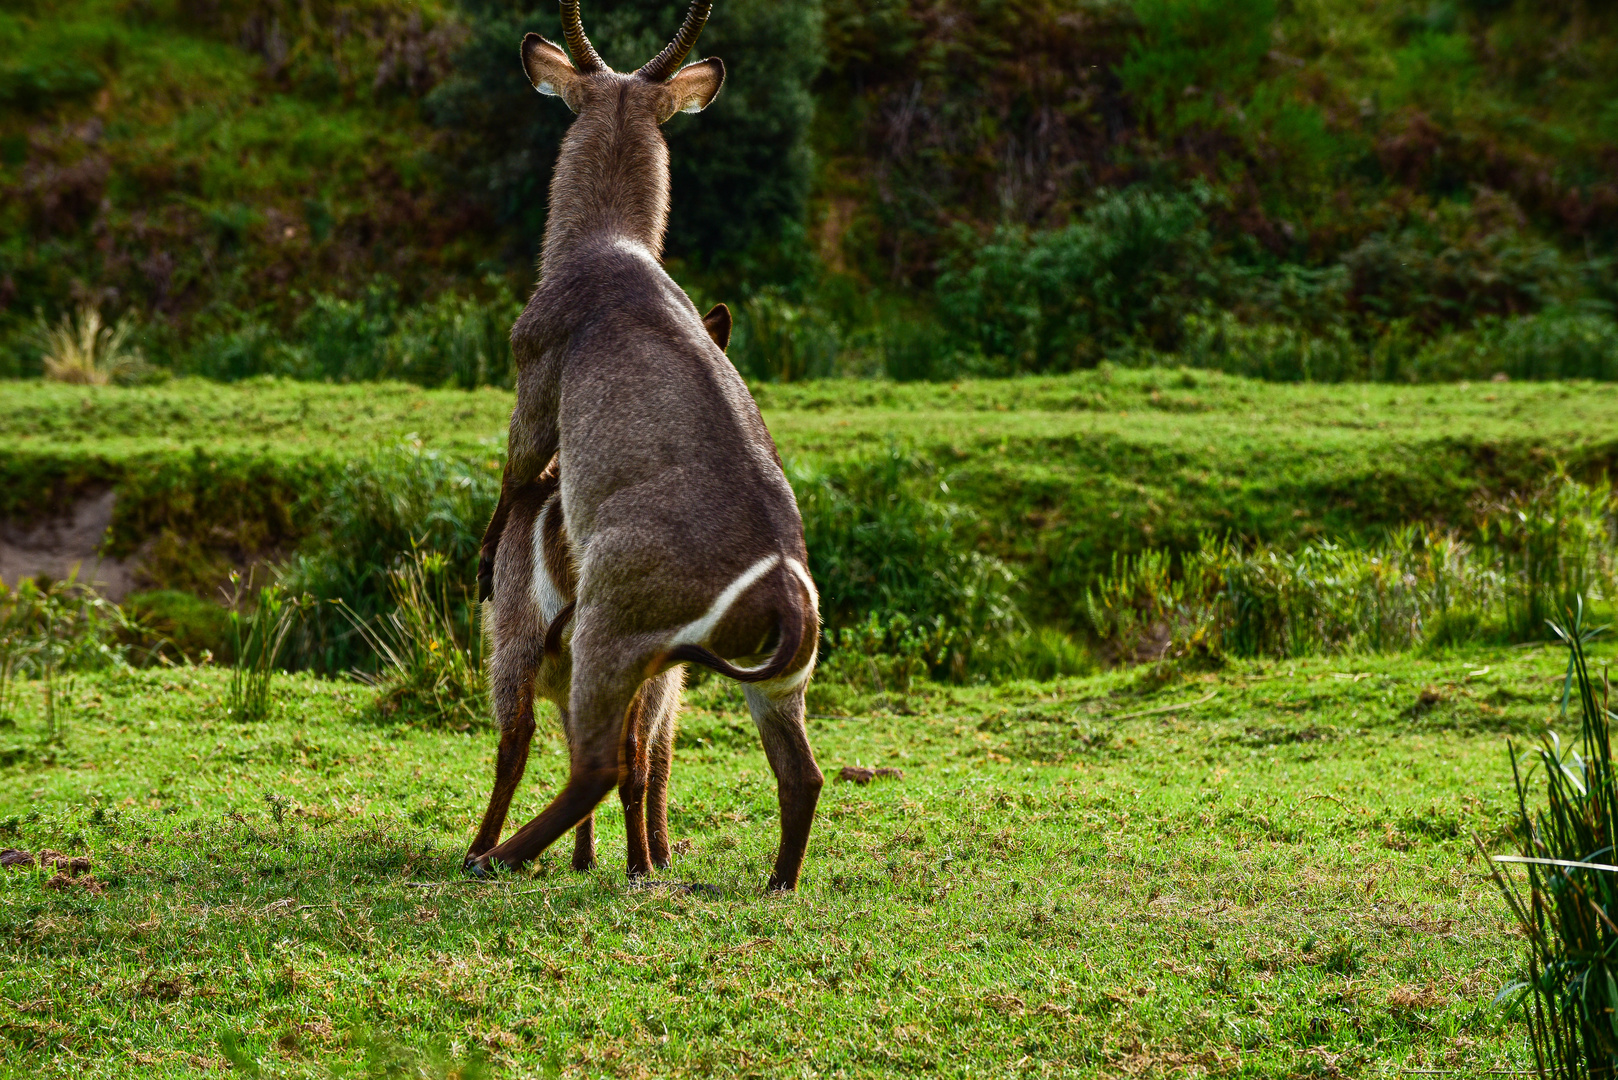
[{"x1": 465, "y1": 0, "x2": 823, "y2": 891}]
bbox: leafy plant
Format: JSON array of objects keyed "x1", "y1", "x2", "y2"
[
  {"x1": 1485, "y1": 604, "x2": 1618, "y2": 1079},
  {"x1": 733, "y1": 288, "x2": 840, "y2": 383},
  {"x1": 935, "y1": 187, "x2": 1227, "y2": 372}
]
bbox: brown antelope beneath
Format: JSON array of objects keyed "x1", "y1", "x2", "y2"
[{"x1": 464, "y1": 0, "x2": 823, "y2": 891}]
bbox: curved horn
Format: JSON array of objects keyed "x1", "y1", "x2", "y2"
[
  {"x1": 559, "y1": 0, "x2": 607, "y2": 73},
  {"x1": 637, "y1": 0, "x2": 712, "y2": 82}
]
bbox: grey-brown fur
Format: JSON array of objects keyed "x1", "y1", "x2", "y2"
[{"x1": 465, "y1": 1, "x2": 822, "y2": 890}]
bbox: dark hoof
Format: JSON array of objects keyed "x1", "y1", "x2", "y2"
[{"x1": 464, "y1": 855, "x2": 503, "y2": 879}]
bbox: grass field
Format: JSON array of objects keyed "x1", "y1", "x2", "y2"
[
  {"x1": 1, "y1": 640, "x2": 1590, "y2": 1077},
  {"x1": 6, "y1": 370, "x2": 1618, "y2": 617}
]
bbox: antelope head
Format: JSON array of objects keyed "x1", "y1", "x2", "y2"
[{"x1": 523, "y1": 0, "x2": 725, "y2": 265}]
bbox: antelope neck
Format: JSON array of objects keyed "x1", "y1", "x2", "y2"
[{"x1": 540, "y1": 83, "x2": 670, "y2": 272}]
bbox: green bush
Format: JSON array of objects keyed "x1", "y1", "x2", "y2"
[
  {"x1": 732, "y1": 288, "x2": 840, "y2": 383},
  {"x1": 1081, "y1": 476, "x2": 1615, "y2": 661},
  {"x1": 1341, "y1": 218, "x2": 1574, "y2": 336},
  {"x1": 279, "y1": 442, "x2": 500, "y2": 672},
  {"x1": 791, "y1": 447, "x2": 1021, "y2": 672},
  {"x1": 934, "y1": 187, "x2": 1228, "y2": 373},
  {"x1": 1411, "y1": 311, "x2": 1618, "y2": 382},
  {"x1": 430, "y1": 0, "x2": 821, "y2": 268},
  {"x1": 178, "y1": 288, "x2": 519, "y2": 387}
]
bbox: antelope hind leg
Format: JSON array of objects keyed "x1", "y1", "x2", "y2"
[
  {"x1": 465, "y1": 673, "x2": 538, "y2": 869},
  {"x1": 743, "y1": 683, "x2": 824, "y2": 891},
  {"x1": 619, "y1": 690, "x2": 654, "y2": 878},
  {"x1": 473, "y1": 665, "x2": 641, "y2": 873},
  {"x1": 617, "y1": 669, "x2": 683, "y2": 876},
  {"x1": 644, "y1": 671, "x2": 683, "y2": 869}
]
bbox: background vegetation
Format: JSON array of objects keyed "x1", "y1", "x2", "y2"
[{"x1": 4, "y1": 0, "x2": 1618, "y2": 384}]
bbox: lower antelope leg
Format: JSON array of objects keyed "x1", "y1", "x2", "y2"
[
  {"x1": 466, "y1": 682, "x2": 537, "y2": 866},
  {"x1": 475, "y1": 767, "x2": 618, "y2": 871},
  {"x1": 619, "y1": 690, "x2": 653, "y2": 877},
  {"x1": 476, "y1": 673, "x2": 640, "y2": 873},
  {"x1": 571, "y1": 814, "x2": 596, "y2": 870},
  {"x1": 744, "y1": 685, "x2": 823, "y2": 892},
  {"x1": 646, "y1": 717, "x2": 675, "y2": 869}
]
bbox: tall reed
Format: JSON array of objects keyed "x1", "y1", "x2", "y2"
[
  {"x1": 1485, "y1": 603, "x2": 1618, "y2": 1079},
  {"x1": 1483, "y1": 475, "x2": 1615, "y2": 644}
]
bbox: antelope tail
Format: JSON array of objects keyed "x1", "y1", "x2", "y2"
[
  {"x1": 665, "y1": 568, "x2": 807, "y2": 684},
  {"x1": 543, "y1": 600, "x2": 576, "y2": 657}
]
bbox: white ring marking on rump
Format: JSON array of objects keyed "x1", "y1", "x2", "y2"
[
  {"x1": 669, "y1": 553, "x2": 781, "y2": 649},
  {"x1": 784, "y1": 556, "x2": 818, "y2": 609}
]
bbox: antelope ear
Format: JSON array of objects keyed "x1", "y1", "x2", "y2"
[
  {"x1": 702, "y1": 303, "x2": 732, "y2": 353},
  {"x1": 657, "y1": 58, "x2": 724, "y2": 123},
  {"x1": 522, "y1": 33, "x2": 584, "y2": 112}
]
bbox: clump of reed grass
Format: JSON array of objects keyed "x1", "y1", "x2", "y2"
[
  {"x1": 1483, "y1": 475, "x2": 1615, "y2": 644},
  {"x1": 36, "y1": 305, "x2": 148, "y2": 386},
  {"x1": 1484, "y1": 602, "x2": 1618, "y2": 1078},
  {"x1": 279, "y1": 440, "x2": 499, "y2": 674},
  {"x1": 224, "y1": 575, "x2": 305, "y2": 723},
  {"x1": 340, "y1": 546, "x2": 486, "y2": 729}
]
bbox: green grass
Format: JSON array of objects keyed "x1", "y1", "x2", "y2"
[
  {"x1": 4, "y1": 370, "x2": 1618, "y2": 620},
  {"x1": 0, "y1": 643, "x2": 1596, "y2": 1076}
]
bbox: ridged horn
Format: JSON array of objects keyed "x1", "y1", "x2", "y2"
[
  {"x1": 559, "y1": 0, "x2": 607, "y2": 73},
  {"x1": 637, "y1": 0, "x2": 712, "y2": 82}
]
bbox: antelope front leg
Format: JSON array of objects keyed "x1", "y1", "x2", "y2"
[
  {"x1": 473, "y1": 766, "x2": 618, "y2": 873},
  {"x1": 744, "y1": 685, "x2": 823, "y2": 891},
  {"x1": 465, "y1": 689, "x2": 537, "y2": 867}
]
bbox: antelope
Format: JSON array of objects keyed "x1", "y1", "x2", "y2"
[{"x1": 464, "y1": 0, "x2": 823, "y2": 891}]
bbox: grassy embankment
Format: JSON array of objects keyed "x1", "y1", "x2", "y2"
[
  {"x1": 5, "y1": 369, "x2": 1618, "y2": 617},
  {"x1": 0, "y1": 640, "x2": 1586, "y2": 1077}
]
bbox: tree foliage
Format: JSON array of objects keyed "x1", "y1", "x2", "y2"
[{"x1": 429, "y1": 0, "x2": 822, "y2": 266}]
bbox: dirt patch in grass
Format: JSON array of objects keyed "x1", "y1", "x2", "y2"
[{"x1": 837, "y1": 765, "x2": 904, "y2": 784}]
